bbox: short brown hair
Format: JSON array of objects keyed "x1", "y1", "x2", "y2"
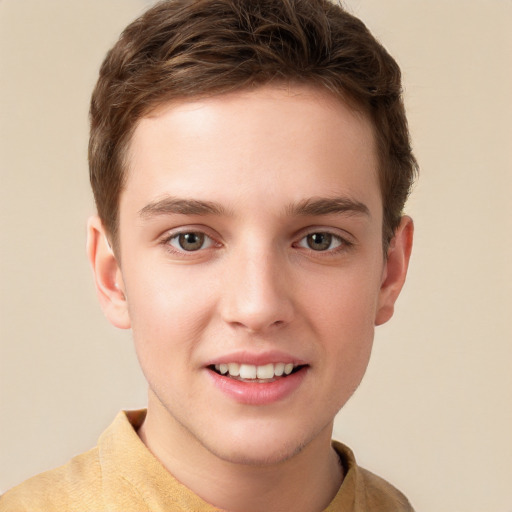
[{"x1": 89, "y1": 0, "x2": 418, "y2": 249}]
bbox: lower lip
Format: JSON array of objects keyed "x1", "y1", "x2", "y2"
[{"x1": 207, "y1": 367, "x2": 308, "y2": 405}]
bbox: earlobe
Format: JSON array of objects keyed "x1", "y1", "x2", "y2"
[
  {"x1": 375, "y1": 216, "x2": 414, "y2": 326},
  {"x1": 86, "y1": 216, "x2": 131, "y2": 329}
]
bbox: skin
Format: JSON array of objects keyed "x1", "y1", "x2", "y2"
[{"x1": 88, "y1": 84, "x2": 413, "y2": 512}]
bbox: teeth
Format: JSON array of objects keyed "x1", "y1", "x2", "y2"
[
  {"x1": 256, "y1": 363, "x2": 274, "y2": 379},
  {"x1": 214, "y1": 362, "x2": 299, "y2": 380},
  {"x1": 239, "y1": 364, "x2": 257, "y2": 379},
  {"x1": 228, "y1": 363, "x2": 240, "y2": 376},
  {"x1": 274, "y1": 363, "x2": 285, "y2": 376},
  {"x1": 284, "y1": 363, "x2": 294, "y2": 375}
]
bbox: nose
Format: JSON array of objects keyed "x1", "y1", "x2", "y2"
[{"x1": 219, "y1": 243, "x2": 294, "y2": 333}]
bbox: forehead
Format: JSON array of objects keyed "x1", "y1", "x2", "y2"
[{"x1": 122, "y1": 84, "x2": 380, "y2": 220}]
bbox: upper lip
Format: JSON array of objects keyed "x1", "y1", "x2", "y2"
[{"x1": 205, "y1": 350, "x2": 308, "y2": 367}]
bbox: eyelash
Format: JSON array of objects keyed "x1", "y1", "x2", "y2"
[
  {"x1": 160, "y1": 229, "x2": 218, "y2": 256},
  {"x1": 294, "y1": 231, "x2": 353, "y2": 255},
  {"x1": 159, "y1": 228, "x2": 353, "y2": 257}
]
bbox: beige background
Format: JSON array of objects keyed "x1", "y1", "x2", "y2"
[{"x1": 1, "y1": 1, "x2": 511, "y2": 510}]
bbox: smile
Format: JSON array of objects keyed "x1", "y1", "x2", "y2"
[
  {"x1": 207, "y1": 359, "x2": 309, "y2": 404},
  {"x1": 210, "y1": 362, "x2": 304, "y2": 382}
]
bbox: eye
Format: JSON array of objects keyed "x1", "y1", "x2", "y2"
[
  {"x1": 167, "y1": 231, "x2": 214, "y2": 252},
  {"x1": 297, "y1": 232, "x2": 343, "y2": 251}
]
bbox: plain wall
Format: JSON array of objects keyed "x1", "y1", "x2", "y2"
[{"x1": 1, "y1": 1, "x2": 511, "y2": 510}]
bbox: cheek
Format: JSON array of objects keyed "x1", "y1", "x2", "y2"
[
  {"x1": 301, "y1": 267, "x2": 380, "y2": 381},
  {"x1": 303, "y1": 264, "x2": 381, "y2": 334},
  {"x1": 123, "y1": 267, "x2": 215, "y2": 369},
  {"x1": 317, "y1": 293, "x2": 375, "y2": 411}
]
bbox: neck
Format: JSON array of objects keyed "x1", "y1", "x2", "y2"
[{"x1": 138, "y1": 396, "x2": 344, "y2": 512}]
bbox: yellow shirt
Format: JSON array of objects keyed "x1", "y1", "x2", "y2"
[{"x1": 1, "y1": 410, "x2": 414, "y2": 511}]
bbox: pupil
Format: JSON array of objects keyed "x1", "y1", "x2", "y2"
[
  {"x1": 179, "y1": 232, "x2": 204, "y2": 251},
  {"x1": 308, "y1": 233, "x2": 331, "y2": 251}
]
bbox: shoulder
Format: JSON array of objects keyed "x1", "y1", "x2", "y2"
[
  {"x1": 358, "y1": 466, "x2": 415, "y2": 511},
  {"x1": 332, "y1": 441, "x2": 415, "y2": 512},
  {"x1": 1, "y1": 411, "x2": 150, "y2": 512},
  {"x1": 0, "y1": 447, "x2": 102, "y2": 512}
]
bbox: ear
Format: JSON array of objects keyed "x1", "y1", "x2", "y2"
[
  {"x1": 375, "y1": 216, "x2": 414, "y2": 326},
  {"x1": 87, "y1": 216, "x2": 131, "y2": 329}
]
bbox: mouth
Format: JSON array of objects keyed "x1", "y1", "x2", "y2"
[{"x1": 208, "y1": 362, "x2": 307, "y2": 383}]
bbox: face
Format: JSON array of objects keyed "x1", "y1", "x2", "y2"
[{"x1": 90, "y1": 84, "x2": 412, "y2": 467}]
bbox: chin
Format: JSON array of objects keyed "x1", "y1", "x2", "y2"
[
  {"x1": 211, "y1": 437, "x2": 308, "y2": 467},
  {"x1": 199, "y1": 419, "x2": 327, "y2": 468}
]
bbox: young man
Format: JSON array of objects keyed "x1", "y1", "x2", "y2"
[{"x1": 1, "y1": 0, "x2": 417, "y2": 510}]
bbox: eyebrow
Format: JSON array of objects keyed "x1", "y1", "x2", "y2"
[
  {"x1": 286, "y1": 197, "x2": 370, "y2": 217},
  {"x1": 138, "y1": 195, "x2": 370, "y2": 220},
  {"x1": 139, "y1": 197, "x2": 228, "y2": 218}
]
